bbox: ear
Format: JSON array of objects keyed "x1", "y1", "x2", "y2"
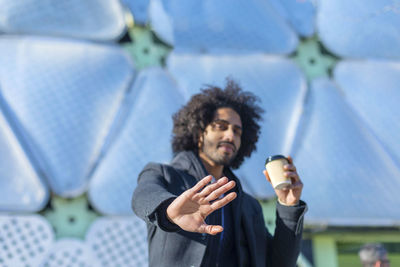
[{"x1": 198, "y1": 131, "x2": 204, "y2": 149}]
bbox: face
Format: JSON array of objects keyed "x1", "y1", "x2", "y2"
[{"x1": 198, "y1": 107, "x2": 242, "y2": 167}]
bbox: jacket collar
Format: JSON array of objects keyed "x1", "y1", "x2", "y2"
[
  {"x1": 171, "y1": 151, "x2": 243, "y2": 191},
  {"x1": 171, "y1": 151, "x2": 208, "y2": 181}
]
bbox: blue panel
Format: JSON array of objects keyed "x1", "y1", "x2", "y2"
[
  {"x1": 122, "y1": 0, "x2": 150, "y2": 25},
  {"x1": 0, "y1": 110, "x2": 49, "y2": 212},
  {"x1": 317, "y1": 0, "x2": 400, "y2": 59},
  {"x1": 269, "y1": 0, "x2": 316, "y2": 37},
  {"x1": 41, "y1": 239, "x2": 100, "y2": 267},
  {"x1": 149, "y1": 0, "x2": 298, "y2": 54},
  {"x1": 0, "y1": 215, "x2": 54, "y2": 266},
  {"x1": 167, "y1": 54, "x2": 307, "y2": 199},
  {"x1": 293, "y1": 78, "x2": 400, "y2": 226},
  {"x1": 334, "y1": 60, "x2": 400, "y2": 165},
  {"x1": 86, "y1": 216, "x2": 148, "y2": 266},
  {"x1": 0, "y1": 0, "x2": 126, "y2": 41},
  {"x1": 0, "y1": 36, "x2": 135, "y2": 197},
  {"x1": 88, "y1": 68, "x2": 184, "y2": 215}
]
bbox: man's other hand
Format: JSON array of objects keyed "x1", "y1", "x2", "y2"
[{"x1": 263, "y1": 156, "x2": 303, "y2": 206}]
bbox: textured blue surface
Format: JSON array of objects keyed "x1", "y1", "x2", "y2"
[
  {"x1": 149, "y1": 0, "x2": 298, "y2": 54},
  {"x1": 41, "y1": 239, "x2": 101, "y2": 267},
  {"x1": 0, "y1": 110, "x2": 48, "y2": 212},
  {"x1": 334, "y1": 60, "x2": 400, "y2": 165},
  {"x1": 317, "y1": 0, "x2": 400, "y2": 59},
  {"x1": 269, "y1": 0, "x2": 316, "y2": 37},
  {"x1": 0, "y1": 0, "x2": 126, "y2": 41},
  {"x1": 0, "y1": 215, "x2": 55, "y2": 266},
  {"x1": 0, "y1": 215, "x2": 147, "y2": 266},
  {"x1": 0, "y1": 36, "x2": 135, "y2": 197},
  {"x1": 86, "y1": 216, "x2": 148, "y2": 266},
  {"x1": 293, "y1": 78, "x2": 400, "y2": 226},
  {"x1": 167, "y1": 53, "x2": 307, "y2": 199},
  {"x1": 89, "y1": 68, "x2": 184, "y2": 214}
]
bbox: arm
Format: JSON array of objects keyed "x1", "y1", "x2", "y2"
[
  {"x1": 267, "y1": 201, "x2": 307, "y2": 267},
  {"x1": 132, "y1": 163, "x2": 180, "y2": 231},
  {"x1": 263, "y1": 156, "x2": 307, "y2": 267}
]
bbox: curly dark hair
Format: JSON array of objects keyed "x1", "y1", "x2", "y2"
[{"x1": 172, "y1": 79, "x2": 264, "y2": 169}]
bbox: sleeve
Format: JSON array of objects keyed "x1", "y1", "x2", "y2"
[
  {"x1": 267, "y1": 200, "x2": 308, "y2": 267},
  {"x1": 131, "y1": 163, "x2": 181, "y2": 232}
]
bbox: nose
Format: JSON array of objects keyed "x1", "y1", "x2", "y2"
[{"x1": 224, "y1": 127, "x2": 235, "y2": 142}]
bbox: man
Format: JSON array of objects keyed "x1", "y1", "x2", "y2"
[
  {"x1": 132, "y1": 80, "x2": 307, "y2": 267},
  {"x1": 359, "y1": 243, "x2": 390, "y2": 267}
]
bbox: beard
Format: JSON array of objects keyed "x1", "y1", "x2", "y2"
[{"x1": 201, "y1": 139, "x2": 238, "y2": 167}]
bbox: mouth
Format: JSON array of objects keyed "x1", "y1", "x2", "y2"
[{"x1": 217, "y1": 142, "x2": 236, "y2": 153}]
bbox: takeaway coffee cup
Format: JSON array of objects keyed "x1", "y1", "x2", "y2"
[{"x1": 265, "y1": 155, "x2": 291, "y2": 189}]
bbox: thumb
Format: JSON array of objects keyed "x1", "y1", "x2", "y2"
[{"x1": 199, "y1": 223, "x2": 223, "y2": 235}]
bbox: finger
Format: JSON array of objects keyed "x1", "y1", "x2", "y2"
[
  {"x1": 205, "y1": 180, "x2": 236, "y2": 202},
  {"x1": 209, "y1": 192, "x2": 237, "y2": 211},
  {"x1": 199, "y1": 223, "x2": 223, "y2": 235},
  {"x1": 291, "y1": 181, "x2": 303, "y2": 189},
  {"x1": 280, "y1": 180, "x2": 303, "y2": 191},
  {"x1": 188, "y1": 175, "x2": 213, "y2": 196},
  {"x1": 276, "y1": 185, "x2": 290, "y2": 192},
  {"x1": 284, "y1": 171, "x2": 298, "y2": 179},
  {"x1": 196, "y1": 177, "x2": 229, "y2": 199},
  {"x1": 284, "y1": 156, "x2": 296, "y2": 171},
  {"x1": 285, "y1": 170, "x2": 302, "y2": 184},
  {"x1": 263, "y1": 170, "x2": 271, "y2": 183},
  {"x1": 283, "y1": 164, "x2": 297, "y2": 172}
]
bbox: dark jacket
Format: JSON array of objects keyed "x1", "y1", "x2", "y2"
[{"x1": 132, "y1": 151, "x2": 307, "y2": 267}]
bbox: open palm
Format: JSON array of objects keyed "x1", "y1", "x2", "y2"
[{"x1": 166, "y1": 175, "x2": 237, "y2": 235}]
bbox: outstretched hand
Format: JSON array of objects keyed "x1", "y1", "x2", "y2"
[
  {"x1": 166, "y1": 175, "x2": 236, "y2": 235},
  {"x1": 263, "y1": 156, "x2": 303, "y2": 206}
]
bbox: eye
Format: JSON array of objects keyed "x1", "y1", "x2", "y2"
[
  {"x1": 212, "y1": 121, "x2": 228, "y2": 131},
  {"x1": 234, "y1": 127, "x2": 242, "y2": 136}
]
